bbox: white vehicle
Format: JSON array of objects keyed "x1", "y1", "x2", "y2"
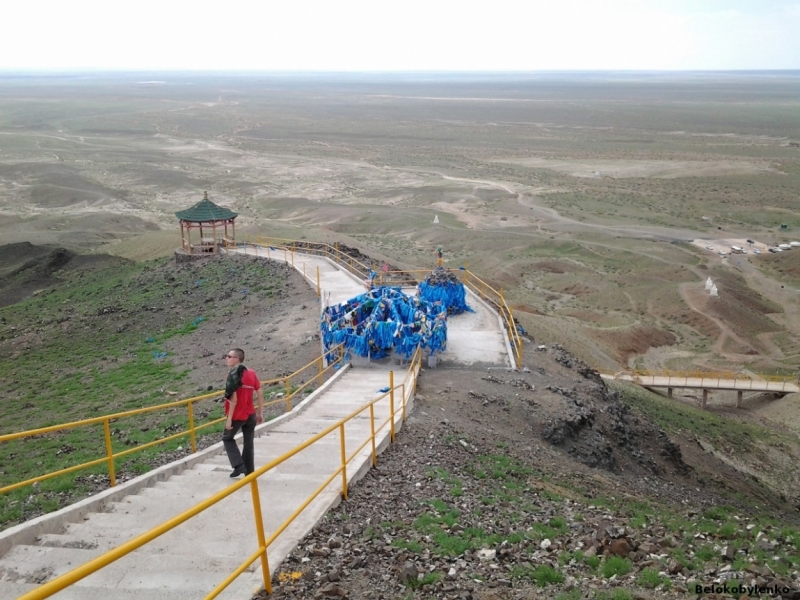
[
  {"x1": 741, "y1": 249, "x2": 747, "y2": 254},
  {"x1": 791, "y1": 241, "x2": 800, "y2": 248},
  {"x1": 706, "y1": 245, "x2": 714, "y2": 250},
  {"x1": 779, "y1": 243, "x2": 791, "y2": 250},
  {"x1": 731, "y1": 246, "x2": 744, "y2": 254},
  {"x1": 718, "y1": 250, "x2": 728, "y2": 257},
  {"x1": 753, "y1": 248, "x2": 761, "y2": 254}
]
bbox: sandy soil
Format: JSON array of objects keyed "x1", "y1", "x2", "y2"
[
  {"x1": 690, "y1": 237, "x2": 772, "y2": 254},
  {"x1": 493, "y1": 157, "x2": 779, "y2": 178},
  {"x1": 1, "y1": 73, "x2": 799, "y2": 381}
]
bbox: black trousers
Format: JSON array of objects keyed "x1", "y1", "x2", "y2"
[{"x1": 222, "y1": 413, "x2": 257, "y2": 474}]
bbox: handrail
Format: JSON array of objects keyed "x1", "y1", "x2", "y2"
[
  {"x1": 256, "y1": 237, "x2": 374, "y2": 280},
  {"x1": 0, "y1": 343, "x2": 346, "y2": 497},
  {"x1": 225, "y1": 238, "x2": 524, "y2": 366},
  {"x1": 21, "y1": 345, "x2": 423, "y2": 600}
]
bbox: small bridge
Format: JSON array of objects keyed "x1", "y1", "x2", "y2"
[{"x1": 602, "y1": 371, "x2": 799, "y2": 408}]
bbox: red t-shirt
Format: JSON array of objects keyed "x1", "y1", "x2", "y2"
[{"x1": 225, "y1": 368, "x2": 260, "y2": 421}]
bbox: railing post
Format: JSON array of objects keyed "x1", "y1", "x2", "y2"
[
  {"x1": 250, "y1": 479, "x2": 272, "y2": 594},
  {"x1": 401, "y1": 383, "x2": 407, "y2": 422},
  {"x1": 339, "y1": 424, "x2": 348, "y2": 500},
  {"x1": 369, "y1": 404, "x2": 377, "y2": 466},
  {"x1": 285, "y1": 378, "x2": 292, "y2": 412},
  {"x1": 413, "y1": 348, "x2": 419, "y2": 393},
  {"x1": 188, "y1": 400, "x2": 196, "y2": 453},
  {"x1": 389, "y1": 371, "x2": 396, "y2": 443},
  {"x1": 316, "y1": 266, "x2": 321, "y2": 297},
  {"x1": 291, "y1": 249, "x2": 294, "y2": 268},
  {"x1": 103, "y1": 419, "x2": 116, "y2": 487},
  {"x1": 317, "y1": 356, "x2": 323, "y2": 379}
]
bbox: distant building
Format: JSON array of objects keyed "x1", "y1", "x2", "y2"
[{"x1": 174, "y1": 191, "x2": 238, "y2": 258}]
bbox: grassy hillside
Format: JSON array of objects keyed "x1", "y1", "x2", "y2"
[{"x1": 0, "y1": 249, "x2": 316, "y2": 528}]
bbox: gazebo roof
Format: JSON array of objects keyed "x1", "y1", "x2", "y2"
[{"x1": 175, "y1": 192, "x2": 238, "y2": 222}]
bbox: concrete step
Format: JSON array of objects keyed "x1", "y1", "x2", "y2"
[
  {"x1": 0, "y1": 582, "x2": 201, "y2": 600},
  {"x1": 1, "y1": 336, "x2": 417, "y2": 600},
  {"x1": 0, "y1": 544, "x2": 252, "y2": 590},
  {"x1": 0, "y1": 582, "x2": 37, "y2": 599}
]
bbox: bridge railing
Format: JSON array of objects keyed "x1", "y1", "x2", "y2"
[
  {"x1": 630, "y1": 369, "x2": 798, "y2": 384},
  {"x1": 0, "y1": 344, "x2": 346, "y2": 498},
  {"x1": 226, "y1": 238, "x2": 524, "y2": 367},
  {"x1": 20, "y1": 346, "x2": 423, "y2": 600}
]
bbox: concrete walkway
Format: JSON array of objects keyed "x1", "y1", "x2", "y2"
[
  {"x1": 0, "y1": 245, "x2": 510, "y2": 599},
  {"x1": 226, "y1": 246, "x2": 510, "y2": 368},
  {"x1": 0, "y1": 366, "x2": 413, "y2": 599}
]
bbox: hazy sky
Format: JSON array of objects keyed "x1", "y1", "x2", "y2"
[{"x1": 3, "y1": 0, "x2": 799, "y2": 71}]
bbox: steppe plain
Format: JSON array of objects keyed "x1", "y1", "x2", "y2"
[
  {"x1": 2, "y1": 72, "x2": 799, "y2": 384},
  {"x1": 3, "y1": 73, "x2": 800, "y2": 599}
]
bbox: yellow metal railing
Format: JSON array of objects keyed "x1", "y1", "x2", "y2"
[
  {"x1": 0, "y1": 344, "x2": 346, "y2": 497},
  {"x1": 226, "y1": 236, "x2": 373, "y2": 280},
  {"x1": 21, "y1": 346, "x2": 423, "y2": 600},
  {"x1": 224, "y1": 238, "x2": 524, "y2": 366}
]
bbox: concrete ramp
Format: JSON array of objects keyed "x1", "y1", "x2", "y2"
[
  {"x1": 0, "y1": 366, "x2": 411, "y2": 599},
  {"x1": 0, "y1": 244, "x2": 513, "y2": 599},
  {"x1": 227, "y1": 246, "x2": 511, "y2": 368}
]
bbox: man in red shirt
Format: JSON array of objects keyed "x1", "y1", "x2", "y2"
[{"x1": 222, "y1": 348, "x2": 264, "y2": 477}]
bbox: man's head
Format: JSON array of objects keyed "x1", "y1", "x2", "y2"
[{"x1": 225, "y1": 348, "x2": 245, "y2": 364}]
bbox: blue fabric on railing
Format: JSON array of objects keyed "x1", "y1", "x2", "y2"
[{"x1": 321, "y1": 286, "x2": 447, "y2": 358}]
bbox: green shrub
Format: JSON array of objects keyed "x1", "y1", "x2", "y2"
[
  {"x1": 532, "y1": 565, "x2": 564, "y2": 586},
  {"x1": 405, "y1": 572, "x2": 441, "y2": 590},
  {"x1": 637, "y1": 567, "x2": 667, "y2": 588},
  {"x1": 695, "y1": 545, "x2": 716, "y2": 563},
  {"x1": 602, "y1": 556, "x2": 632, "y2": 578},
  {"x1": 594, "y1": 590, "x2": 634, "y2": 600}
]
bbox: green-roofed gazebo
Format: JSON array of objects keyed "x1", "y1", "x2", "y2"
[{"x1": 175, "y1": 191, "x2": 238, "y2": 255}]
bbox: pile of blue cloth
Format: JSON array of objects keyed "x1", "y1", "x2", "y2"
[
  {"x1": 321, "y1": 287, "x2": 447, "y2": 359},
  {"x1": 418, "y1": 267, "x2": 473, "y2": 315}
]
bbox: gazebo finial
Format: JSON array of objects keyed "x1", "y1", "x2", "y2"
[{"x1": 203, "y1": 190, "x2": 208, "y2": 200}]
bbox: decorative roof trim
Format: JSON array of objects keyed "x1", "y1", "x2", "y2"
[{"x1": 175, "y1": 191, "x2": 238, "y2": 222}]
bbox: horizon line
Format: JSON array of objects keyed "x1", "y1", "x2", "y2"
[{"x1": 2, "y1": 68, "x2": 800, "y2": 76}]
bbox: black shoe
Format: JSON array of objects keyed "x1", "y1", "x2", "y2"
[
  {"x1": 230, "y1": 465, "x2": 245, "y2": 478},
  {"x1": 245, "y1": 469, "x2": 254, "y2": 476}
]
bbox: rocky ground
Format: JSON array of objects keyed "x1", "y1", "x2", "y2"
[
  {"x1": 3, "y1": 243, "x2": 800, "y2": 598},
  {"x1": 258, "y1": 348, "x2": 800, "y2": 600}
]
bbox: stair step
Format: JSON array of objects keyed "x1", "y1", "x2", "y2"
[
  {"x1": 38, "y1": 483, "x2": 334, "y2": 553},
  {"x1": 0, "y1": 582, "x2": 198, "y2": 600},
  {"x1": 3, "y1": 545, "x2": 253, "y2": 592},
  {"x1": 0, "y1": 317, "x2": 416, "y2": 600}
]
